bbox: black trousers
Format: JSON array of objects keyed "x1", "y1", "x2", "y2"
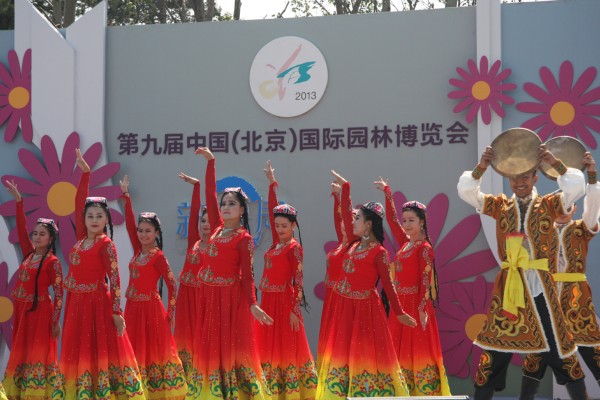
[{"x1": 475, "y1": 294, "x2": 584, "y2": 391}]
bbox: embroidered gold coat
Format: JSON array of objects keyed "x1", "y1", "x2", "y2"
[
  {"x1": 557, "y1": 219, "x2": 600, "y2": 347},
  {"x1": 478, "y1": 192, "x2": 576, "y2": 358}
]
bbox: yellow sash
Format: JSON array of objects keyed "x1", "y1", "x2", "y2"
[
  {"x1": 500, "y1": 236, "x2": 549, "y2": 316},
  {"x1": 553, "y1": 272, "x2": 587, "y2": 282}
]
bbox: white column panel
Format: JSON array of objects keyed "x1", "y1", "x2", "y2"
[
  {"x1": 476, "y1": 0, "x2": 502, "y2": 263},
  {"x1": 31, "y1": 8, "x2": 75, "y2": 152},
  {"x1": 66, "y1": 2, "x2": 106, "y2": 155}
]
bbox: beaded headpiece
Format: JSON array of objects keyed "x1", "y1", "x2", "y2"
[
  {"x1": 85, "y1": 196, "x2": 108, "y2": 205},
  {"x1": 273, "y1": 204, "x2": 297, "y2": 216},
  {"x1": 139, "y1": 212, "x2": 161, "y2": 225},
  {"x1": 224, "y1": 187, "x2": 249, "y2": 202},
  {"x1": 37, "y1": 218, "x2": 59, "y2": 233},
  {"x1": 361, "y1": 202, "x2": 385, "y2": 219},
  {"x1": 402, "y1": 201, "x2": 427, "y2": 212},
  {"x1": 201, "y1": 205, "x2": 208, "y2": 215}
]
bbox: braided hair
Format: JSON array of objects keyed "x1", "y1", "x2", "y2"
[
  {"x1": 138, "y1": 213, "x2": 164, "y2": 297},
  {"x1": 26, "y1": 222, "x2": 58, "y2": 312},
  {"x1": 273, "y1": 212, "x2": 309, "y2": 312},
  {"x1": 402, "y1": 204, "x2": 439, "y2": 305},
  {"x1": 358, "y1": 207, "x2": 385, "y2": 245}
]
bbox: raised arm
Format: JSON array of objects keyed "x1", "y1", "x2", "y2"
[
  {"x1": 265, "y1": 161, "x2": 279, "y2": 246},
  {"x1": 6, "y1": 180, "x2": 33, "y2": 256},
  {"x1": 375, "y1": 178, "x2": 408, "y2": 247},
  {"x1": 75, "y1": 149, "x2": 90, "y2": 240},
  {"x1": 331, "y1": 184, "x2": 343, "y2": 243},
  {"x1": 457, "y1": 146, "x2": 493, "y2": 211},
  {"x1": 332, "y1": 170, "x2": 357, "y2": 242},
  {"x1": 196, "y1": 148, "x2": 221, "y2": 235},
  {"x1": 120, "y1": 176, "x2": 142, "y2": 254},
  {"x1": 179, "y1": 173, "x2": 201, "y2": 249},
  {"x1": 583, "y1": 153, "x2": 600, "y2": 231},
  {"x1": 540, "y1": 145, "x2": 585, "y2": 210},
  {"x1": 155, "y1": 253, "x2": 178, "y2": 324}
]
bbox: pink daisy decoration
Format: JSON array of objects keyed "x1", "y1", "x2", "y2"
[
  {"x1": 0, "y1": 262, "x2": 19, "y2": 349},
  {"x1": 0, "y1": 49, "x2": 32, "y2": 143},
  {"x1": 437, "y1": 276, "x2": 522, "y2": 379},
  {"x1": 0, "y1": 132, "x2": 124, "y2": 257},
  {"x1": 517, "y1": 61, "x2": 600, "y2": 149},
  {"x1": 448, "y1": 56, "x2": 517, "y2": 125}
]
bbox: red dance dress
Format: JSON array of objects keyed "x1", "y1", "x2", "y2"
[
  {"x1": 383, "y1": 186, "x2": 450, "y2": 396},
  {"x1": 255, "y1": 181, "x2": 317, "y2": 400},
  {"x1": 57, "y1": 171, "x2": 145, "y2": 400},
  {"x1": 2, "y1": 201, "x2": 63, "y2": 399},
  {"x1": 316, "y1": 182, "x2": 409, "y2": 400},
  {"x1": 123, "y1": 196, "x2": 187, "y2": 399},
  {"x1": 186, "y1": 159, "x2": 269, "y2": 400},
  {"x1": 174, "y1": 181, "x2": 206, "y2": 376},
  {"x1": 316, "y1": 192, "x2": 356, "y2": 373}
]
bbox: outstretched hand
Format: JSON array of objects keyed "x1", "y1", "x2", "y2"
[
  {"x1": 194, "y1": 147, "x2": 215, "y2": 160},
  {"x1": 397, "y1": 313, "x2": 417, "y2": 328},
  {"x1": 264, "y1": 160, "x2": 276, "y2": 184},
  {"x1": 75, "y1": 148, "x2": 90, "y2": 173},
  {"x1": 251, "y1": 304, "x2": 274, "y2": 326},
  {"x1": 5, "y1": 179, "x2": 21, "y2": 202},
  {"x1": 331, "y1": 170, "x2": 347, "y2": 186},
  {"x1": 119, "y1": 175, "x2": 129, "y2": 195},
  {"x1": 178, "y1": 172, "x2": 199, "y2": 185},
  {"x1": 478, "y1": 146, "x2": 495, "y2": 169},
  {"x1": 373, "y1": 176, "x2": 389, "y2": 192}
]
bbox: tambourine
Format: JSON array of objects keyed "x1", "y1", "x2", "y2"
[
  {"x1": 539, "y1": 136, "x2": 586, "y2": 180},
  {"x1": 490, "y1": 128, "x2": 541, "y2": 177}
]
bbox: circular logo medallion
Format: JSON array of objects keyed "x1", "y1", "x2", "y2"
[{"x1": 250, "y1": 36, "x2": 328, "y2": 118}]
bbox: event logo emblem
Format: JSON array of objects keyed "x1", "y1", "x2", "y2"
[{"x1": 250, "y1": 36, "x2": 328, "y2": 118}]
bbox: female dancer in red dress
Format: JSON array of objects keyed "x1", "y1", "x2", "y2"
[
  {"x1": 186, "y1": 148, "x2": 273, "y2": 400},
  {"x1": 58, "y1": 149, "x2": 144, "y2": 399},
  {"x1": 375, "y1": 178, "x2": 450, "y2": 396},
  {"x1": 315, "y1": 183, "x2": 356, "y2": 373},
  {"x1": 2, "y1": 180, "x2": 63, "y2": 399},
  {"x1": 174, "y1": 172, "x2": 210, "y2": 375},
  {"x1": 255, "y1": 161, "x2": 317, "y2": 400},
  {"x1": 315, "y1": 171, "x2": 416, "y2": 400},
  {"x1": 120, "y1": 176, "x2": 187, "y2": 399}
]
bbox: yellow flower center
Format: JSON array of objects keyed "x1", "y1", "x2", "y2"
[
  {"x1": 465, "y1": 313, "x2": 487, "y2": 341},
  {"x1": 0, "y1": 296, "x2": 14, "y2": 323},
  {"x1": 8, "y1": 86, "x2": 30, "y2": 110},
  {"x1": 471, "y1": 81, "x2": 491, "y2": 101},
  {"x1": 47, "y1": 181, "x2": 77, "y2": 217},
  {"x1": 550, "y1": 101, "x2": 575, "y2": 126}
]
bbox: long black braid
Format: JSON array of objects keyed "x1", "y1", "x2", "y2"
[
  {"x1": 403, "y1": 205, "x2": 440, "y2": 306},
  {"x1": 274, "y1": 213, "x2": 309, "y2": 312},
  {"x1": 27, "y1": 223, "x2": 57, "y2": 312},
  {"x1": 360, "y1": 207, "x2": 385, "y2": 245}
]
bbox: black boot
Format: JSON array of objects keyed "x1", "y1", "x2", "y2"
[
  {"x1": 519, "y1": 376, "x2": 540, "y2": 400},
  {"x1": 565, "y1": 379, "x2": 589, "y2": 400},
  {"x1": 474, "y1": 385, "x2": 495, "y2": 400}
]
